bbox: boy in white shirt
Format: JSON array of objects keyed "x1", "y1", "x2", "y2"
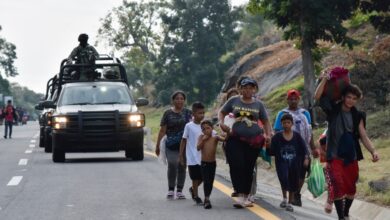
[{"x1": 179, "y1": 102, "x2": 205, "y2": 205}]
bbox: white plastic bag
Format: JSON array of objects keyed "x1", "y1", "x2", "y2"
[
  {"x1": 224, "y1": 113, "x2": 235, "y2": 129},
  {"x1": 158, "y1": 135, "x2": 167, "y2": 165}
]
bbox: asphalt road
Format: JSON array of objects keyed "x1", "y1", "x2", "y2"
[{"x1": 0, "y1": 122, "x2": 337, "y2": 220}]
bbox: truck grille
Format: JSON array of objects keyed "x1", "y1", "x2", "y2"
[{"x1": 64, "y1": 111, "x2": 129, "y2": 139}]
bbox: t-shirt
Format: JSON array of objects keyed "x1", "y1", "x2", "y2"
[
  {"x1": 221, "y1": 96, "x2": 268, "y2": 121},
  {"x1": 182, "y1": 121, "x2": 202, "y2": 165},
  {"x1": 4, "y1": 105, "x2": 15, "y2": 122},
  {"x1": 270, "y1": 131, "x2": 308, "y2": 173},
  {"x1": 160, "y1": 108, "x2": 192, "y2": 150}
]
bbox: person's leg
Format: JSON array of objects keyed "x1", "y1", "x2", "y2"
[
  {"x1": 343, "y1": 161, "x2": 359, "y2": 218},
  {"x1": 225, "y1": 138, "x2": 245, "y2": 194},
  {"x1": 329, "y1": 159, "x2": 347, "y2": 219},
  {"x1": 9, "y1": 122, "x2": 12, "y2": 138},
  {"x1": 202, "y1": 161, "x2": 216, "y2": 209},
  {"x1": 334, "y1": 199, "x2": 344, "y2": 219},
  {"x1": 249, "y1": 165, "x2": 258, "y2": 201},
  {"x1": 177, "y1": 159, "x2": 186, "y2": 193},
  {"x1": 4, "y1": 121, "x2": 8, "y2": 138},
  {"x1": 242, "y1": 146, "x2": 259, "y2": 195},
  {"x1": 165, "y1": 148, "x2": 178, "y2": 196}
]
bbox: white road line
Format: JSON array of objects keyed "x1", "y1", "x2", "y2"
[
  {"x1": 29, "y1": 144, "x2": 35, "y2": 148},
  {"x1": 7, "y1": 176, "x2": 23, "y2": 186},
  {"x1": 30, "y1": 140, "x2": 36, "y2": 143},
  {"x1": 25, "y1": 150, "x2": 32, "y2": 154},
  {"x1": 18, "y1": 159, "x2": 28, "y2": 166}
]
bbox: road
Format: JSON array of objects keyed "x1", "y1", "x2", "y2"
[{"x1": 0, "y1": 122, "x2": 337, "y2": 220}]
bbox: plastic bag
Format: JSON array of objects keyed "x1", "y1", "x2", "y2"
[
  {"x1": 307, "y1": 159, "x2": 326, "y2": 198},
  {"x1": 158, "y1": 136, "x2": 167, "y2": 165}
]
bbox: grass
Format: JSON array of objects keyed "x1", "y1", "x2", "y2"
[
  {"x1": 356, "y1": 137, "x2": 390, "y2": 206},
  {"x1": 262, "y1": 76, "x2": 304, "y2": 121},
  {"x1": 140, "y1": 106, "x2": 165, "y2": 143}
]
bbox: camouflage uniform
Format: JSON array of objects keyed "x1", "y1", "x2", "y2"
[{"x1": 68, "y1": 44, "x2": 99, "y2": 80}]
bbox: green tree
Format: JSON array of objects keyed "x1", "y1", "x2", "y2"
[
  {"x1": 156, "y1": 0, "x2": 239, "y2": 105},
  {"x1": 360, "y1": 0, "x2": 390, "y2": 33},
  {"x1": 247, "y1": 0, "x2": 359, "y2": 110},
  {"x1": 0, "y1": 26, "x2": 18, "y2": 77},
  {"x1": 97, "y1": 0, "x2": 167, "y2": 95},
  {"x1": 11, "y1": 83, "x2": 43, "y2": 120}
]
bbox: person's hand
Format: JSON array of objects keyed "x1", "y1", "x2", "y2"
[
  {"x1": 219, "y1": 123, "x2": 230, "y2": 133},
  {"x1": 312, "y1": 148, "x2": 321, "y2": 158},
  {"x1": 319, "y1": 69, "x2": 330, "y2": 81},
  {"x1": 372, "y1": 150, "x2": 379, "y2": 162},
  {"x1": 201, "y1": 134, "x2": 210, "y2": 141},
  {"x1": 155, "y1": 146, "x2": 160, "y2": 156},
  {"x1": 304, "y1": 158, "x2": 310, "y2": 168}
]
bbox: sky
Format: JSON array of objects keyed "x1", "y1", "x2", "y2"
[{"x1": 0, "y1": 0, "x2": 248, "y2": 94}]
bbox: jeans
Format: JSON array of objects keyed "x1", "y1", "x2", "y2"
[
  {"x1": 165, "y1": 148, "x2": 186, "y2": 191},
  {"x1": 4, "y1": 120, "x2": 13, "y2": 138}
]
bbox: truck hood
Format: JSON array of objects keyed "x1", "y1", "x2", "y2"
[{"x1": 57, "y1": 104, "x2": 137, "y2": 114}]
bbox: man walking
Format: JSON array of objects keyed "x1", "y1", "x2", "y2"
[{"x1": 3, "y1": 100, "x2": 18, "y2": 139}]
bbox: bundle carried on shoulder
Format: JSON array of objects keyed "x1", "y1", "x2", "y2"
[{"x1": 321, "y1": 66, "x2": 351, "y2": 102}]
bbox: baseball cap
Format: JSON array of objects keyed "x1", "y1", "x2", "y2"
[
  {"x1": 287, "y1": 89, "x2": 301, "y2": 99},
  {"x1": 240, "y1": 78, "x2": 258, "y2": 87}
]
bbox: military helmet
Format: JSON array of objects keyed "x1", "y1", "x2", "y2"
[{"x1": 78, "y1": 33, "x2": 89, "y2": 43}]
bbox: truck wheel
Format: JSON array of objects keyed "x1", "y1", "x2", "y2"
[
  {"x1": 126, "y1": 138, "x2": 144, "y2": 161},
  {"x1": 44, "y1": 131, "x2": 52, "y2": 153},
  {"x1": 39, "y1": 128, "x2": 44, "y2": 148},
  {"x1": 52, "y1": 140, "x2": 65, "y2": 163}
]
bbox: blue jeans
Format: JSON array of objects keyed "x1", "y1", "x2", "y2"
[{"x1": 4, "y1": 120, "x2": 13, "y2": 138}]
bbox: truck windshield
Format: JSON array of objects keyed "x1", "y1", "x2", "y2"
[{"x1": 59, "y1": 84, "x2": 132, "y2": 106}]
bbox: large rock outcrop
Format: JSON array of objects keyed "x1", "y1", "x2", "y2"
[{"x1": 221, "y1": 41, "x2": 302, "y2": 97}]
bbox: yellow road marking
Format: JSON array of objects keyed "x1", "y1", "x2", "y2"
[{"x1": 144, "y1": 151, "x2": 280, "y2": 220}]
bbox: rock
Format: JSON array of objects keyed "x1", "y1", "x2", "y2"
[{"x1": 368, "y1": 176, "x2": 390, "y2": 192}]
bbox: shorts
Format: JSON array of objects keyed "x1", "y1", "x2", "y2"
[
  {"x1": 188, "y1": 165, "x2": 202, "y2": 181},
  {"x1": 276, "y1": 163, "x2": 299, "y2": 192},
  {"x1": 328, "y1": 159, "x2": 359, "y2": 199}
]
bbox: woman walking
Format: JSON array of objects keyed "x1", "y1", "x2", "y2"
[
  {"x1": 219, "y1": 77, "x2": 272, "y2": 208},
  {"x1": 155, "y1": 91, "x2": 192, "y2": 199}
]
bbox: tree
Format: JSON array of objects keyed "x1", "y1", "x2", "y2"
[
  {"x1": 0, "y1": 25, "x2": 18, "y2": 77},
  {"x1": 247, "y1": 0, "x2": 359, "y2": 110},
  {"x1": 97, "y1": 0, "x2": 167, "y2": 95},
  {"x1": 360, "y1": 0, "x2": 390, "y2": 33},
  {"x1": 156, "y1": 0, "x2": 239, "y2": 104}
]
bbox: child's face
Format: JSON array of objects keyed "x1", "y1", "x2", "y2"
[
  {"x1": 282, "y1": 119, "x2": 293, "y2": 130},
  {"x1": 201, "y1": 124, "x2": 213, "y2": 136},
  {"x1": 193, "y1": 109, "x2": 205, "y2": 122},
  {"x1": 343, "y1": 93, "x2": 358, "y2": 109}
]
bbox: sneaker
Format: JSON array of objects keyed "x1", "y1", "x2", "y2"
[
  {"x1": 204, "y1": 199, "x2": 212, "y2": 209},
  {"x1": 291, "y1": 193, "x2": 302, "y2": 207},
  {"x1": 280, "y1": 200, "x2": 287, "y2": 208},
  {"x1": 166, "y1": 190, "x2": 174, "y2": 200},
  {"x1": 194, "y1": 197, "x2": 203, "y2": 205},
  {"x1": 248, "y1": 195, "x2": 256, "y2": 203},
  {"x1": 243, "y1": 198, "x2": 254, "y2": 207},
  {"x1": 189, "y1": 187, "x2": 195, "y2": 200},
  {"x1": 286, "y1": 203, "x2": 294, "y2": 212},
  {"x1": 176, "y1": 191, "x2": 186, "y2": 200},
  {"x1": 233, "y1": 197, "x2": 245, "y2": 209}
]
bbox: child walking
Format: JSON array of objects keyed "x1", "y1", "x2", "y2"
[
  {"x1": 197, "y1": 120, "x2": 225, "y2": 209},
  {"x1": 179, "y1": 102, "x2": 206, "y2": 205},
  {"x1": 270, "y1": 113, "x2": 309, "y2": 212}
]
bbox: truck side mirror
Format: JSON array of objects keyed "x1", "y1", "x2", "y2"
[
  {"x1": 35, "y1": 104, "x2": 44, "y2": 111},
  {"x1": 136, "y1": 98, "x2": 149, "y2": 107},
  {"x1": 41, "y1": 100, "x2": 57, "y2": 109}
]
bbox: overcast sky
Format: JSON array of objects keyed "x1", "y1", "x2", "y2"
[{"x1": 0, "y1": 0, "x2": 248, "y2": 94}]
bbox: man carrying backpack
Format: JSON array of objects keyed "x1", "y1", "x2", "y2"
[
  {"x1": 274, "y1": 89, "x2": 319, "y2": 206},
  {"x1": 3, "y1": 100, "x2": 18, "y2": 139}
]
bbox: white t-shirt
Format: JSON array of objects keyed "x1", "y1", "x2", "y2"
[{"x1": 182, "y1": 121, "x2": 202, "y2": 165}]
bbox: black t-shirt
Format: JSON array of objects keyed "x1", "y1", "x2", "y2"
[
  {"x1": 270, "y1": 131, "x2": 308, "y2": 170},
  {"x1": 160, "y1": 108, "x2": 192, "y2": 137}
]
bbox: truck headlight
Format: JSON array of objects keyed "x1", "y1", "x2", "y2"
[
  {"x1": 128, "y1": 114, "x2": 145, "y2": 127},
  {"x1": 53, "y1": 117, "x2": 67, "y2": 129}
]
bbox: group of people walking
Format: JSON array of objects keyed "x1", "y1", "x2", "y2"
[{"x1": 155, "y1": 70, "x2": 379, "y2": 220}]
